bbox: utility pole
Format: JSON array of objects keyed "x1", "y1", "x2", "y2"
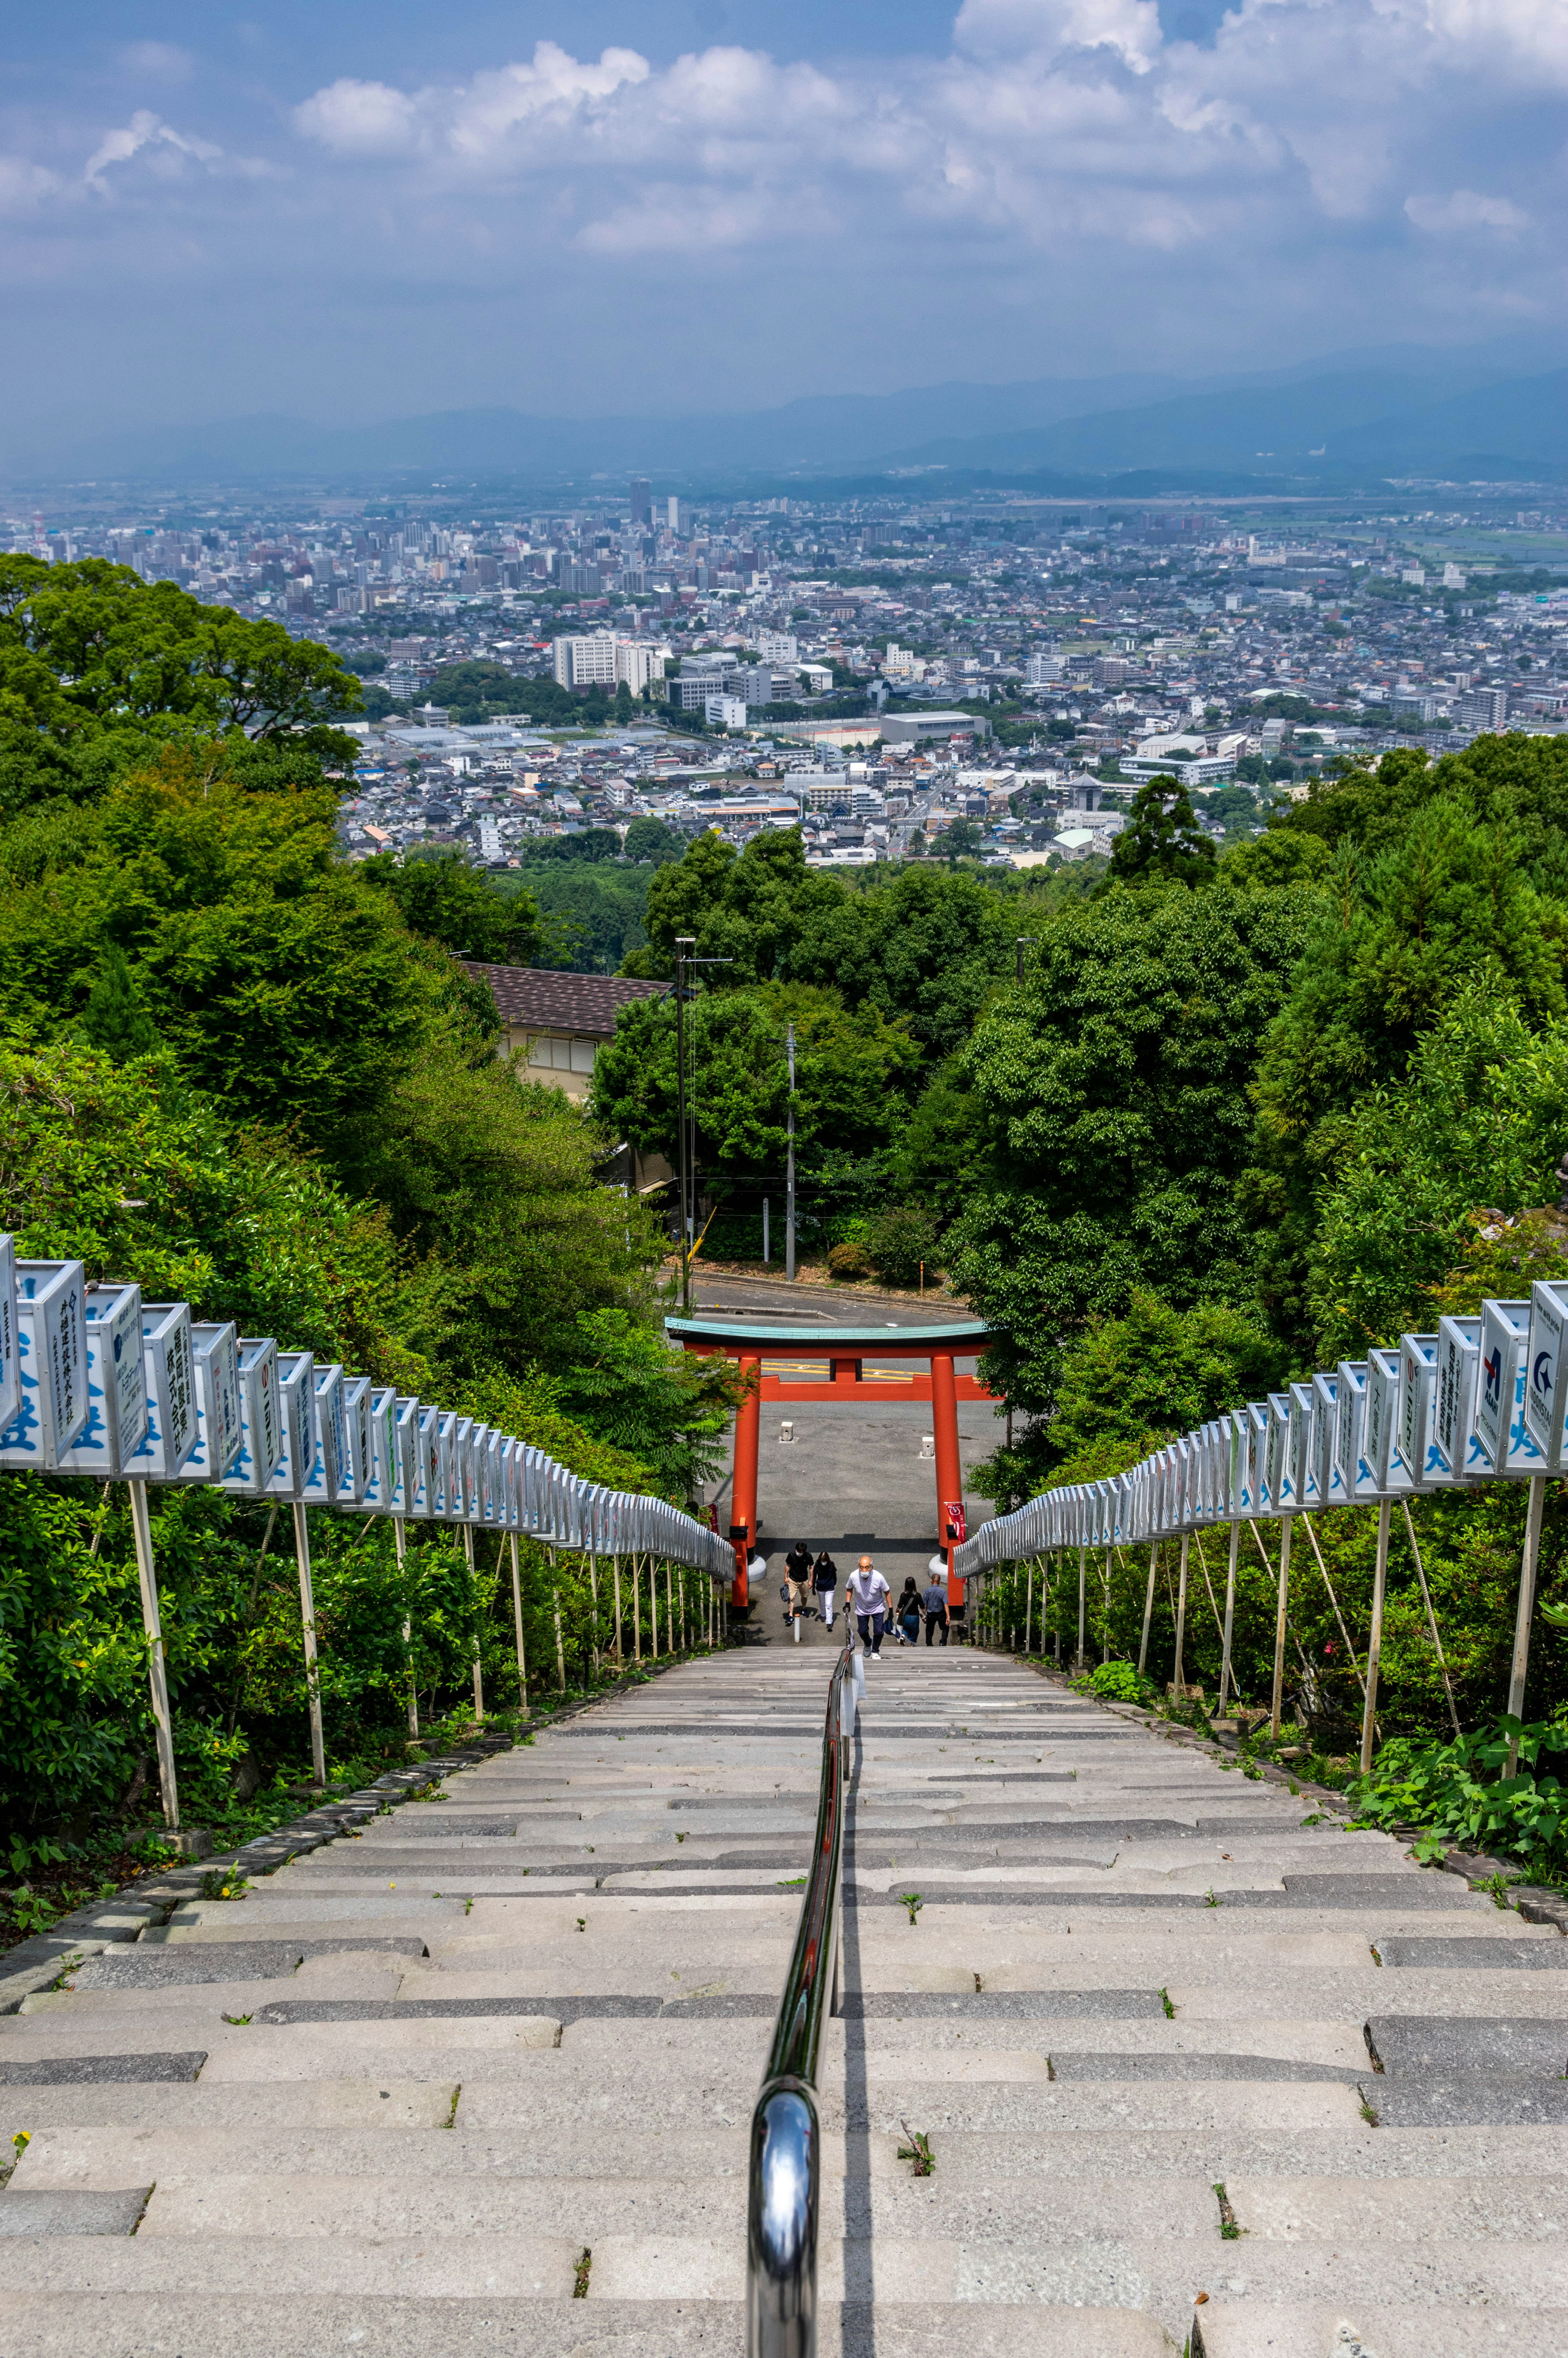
[
  {"x1": 675, "y1": 937, "x2": 694, "y2": 1316},
  {"x1": 673, "y1": 938, "x2": 730, "y2": 1317},
  {"x1": 785, "y1": 1023, "x2": 797, "y2": 1283}
]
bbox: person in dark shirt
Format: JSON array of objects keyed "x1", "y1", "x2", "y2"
[
  {"x1": 895, "y1": 1577, "x2": 922, "y2": 1645},
  {"x1": 922, "y1": 1573, "x2": 949, "y2": 1647},
  {"x1": 783, "y1": 1541, "x2": 812, "y2": 1625},
  {"x1": 812, "y1": 1550, "x2": 838, "y2": 1630}
]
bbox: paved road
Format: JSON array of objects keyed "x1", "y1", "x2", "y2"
[{"x1": 4, "y1": 1648, "x2": 1561, "y2": 2354}]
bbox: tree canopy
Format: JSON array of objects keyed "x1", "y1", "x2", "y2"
[{"x1": 0, "y1": 557, "x2": 362, "y2": 815}]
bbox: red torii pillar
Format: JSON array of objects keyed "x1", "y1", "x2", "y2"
[
  {"x1": 729, "y1": 1354, "x2": 762, "y2": 1607},
  {"x1": 930, "y1": 1350, "x2": 966, "y2": 1617}
]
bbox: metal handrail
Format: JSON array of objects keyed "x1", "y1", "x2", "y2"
[{"x1": 746, "y1": 1620, "x2": 858, "y2": 2358}]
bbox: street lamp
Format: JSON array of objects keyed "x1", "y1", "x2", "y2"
[{"x1": 1016, "y1": 936, "x2": 1038, "y2": 985}]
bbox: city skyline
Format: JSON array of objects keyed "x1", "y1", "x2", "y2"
[{"x1": 2, "y1": 1, "x2": 1565, "y2": 461}]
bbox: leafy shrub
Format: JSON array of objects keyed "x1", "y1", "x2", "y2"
[
  {"x1": 828, "y1": 1240, "x2": 872, "y2": 1280},
  {"x1": 866, "y1": 1205, "x2": 941, "y2": 1289},
  {"x1": 1349, "y1": 1715, "x2": 1568, "y2": 1873},
  {"x1": 1072, "y1": 1659, "x2": 1159, "y2": 1706}
]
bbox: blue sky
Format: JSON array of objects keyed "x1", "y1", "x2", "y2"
[{"x1": 1, "y1": 1, "x2": 1562, "y2": 453}]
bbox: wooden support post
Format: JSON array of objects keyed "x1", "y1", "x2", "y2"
[
  {"x1": 1360, "y1": 1498, "x2": 1392, "y2": 1775},
  {"x1": 292, "y1": 1502, "x2": 327, "y2": 1787},
  {"x1": 550, "y1": 1547, "x2": 566, "y2": 1693},
  {"x1": 126, "y1": 1479, "x2": 180, "y2": 1830},
  {"x1": 1102, "y1": 1545, "x2": 1112, "y2": 1663},
  {"x1": 1138, "y1": 1542, "x2": 1158, "y2": 1676},
  {"x1": 1401, "y1": 1500, "x2": 1461, "y2": 1742},
  {"x1": 1220, "y1": 1518, "x2": 1240, "y2": 1715},
  {"x1": 1077, "y1": 1545, "x2": 1087, "y2": 1669},
  {"x1": 1507, "y1": 1473, "x2": 1547, "y2": 1775},
  {"x1": 463, "y1": 1522, "x2": 483, "y2": 1721},
  {"x1": 1270, "y1": 1517, "x2": 1292, "y2": 1739},
  {"x1": 510, "y1": 1532, "x2": 527, "y2": 1708},
  {"x1": 394, "y1": 1515, "x2": 418, "y2": 1736},
  {"x1": 1173, "y1": 1532, "x2": 1189, "y2": 1697},
  {"x1": 612, "y1": 1554, "x2": 624, "y2": 1663}
]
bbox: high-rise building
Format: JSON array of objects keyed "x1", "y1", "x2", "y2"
[
  {"x1": 553, "y1": 631, "x2": 619, "y2": 689},
  {"x1": 667, "y1": 496, "x2": 685, "y2": 534},
  {"x1": 1456, "y1": 686, "x2": 1508, "y2": 731},
  {"x1": 629, "y1": 479, "x2": 653, "y2": 525},
  {"x1": 616, "y1": 640, "x2": 670, "y2": 696},
  {"x1": 554, "y1": 632, "x2": 671, "y2": 693}
]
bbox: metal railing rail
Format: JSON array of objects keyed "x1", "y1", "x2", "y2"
[{"x1": 746, "y1": 1619, "x2": 859, "y2": 2358}]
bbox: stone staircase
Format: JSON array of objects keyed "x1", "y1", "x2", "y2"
[{"x1": 2, "y1": 1646, "x2": 1566, "y2": 2355}]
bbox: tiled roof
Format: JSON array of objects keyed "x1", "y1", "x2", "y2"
[{"x1": 463, "y1": 964, "x2": 667, "y2": 1036}]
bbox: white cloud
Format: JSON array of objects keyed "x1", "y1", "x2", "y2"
[
  {"x1": 0, "y1": 156, "x2": 62, "y2": 214},
  {"x1": 85, "y1": 110, "x2": 221, "y2": 187},
  {"x1": 2, "y1": 1, "x2": 1566, "y2": 427},
  {"x1": 1405, "y1": 187, "x2": 1530, "y2": 232},
  {"x1": 293, "y1": 79, "x2": 421, "y2": 158},
  {"x1": 953, "y1": 0, "x2": 1164, "y2": 73}
]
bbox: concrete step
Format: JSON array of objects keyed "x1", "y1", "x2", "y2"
[
  {"x1": 1194, "y1": 2307, "x2": 1568, "y2": 2358},
  {"x1": 0, "y1": 2291, "x2": 1181, "y2": 2356}
]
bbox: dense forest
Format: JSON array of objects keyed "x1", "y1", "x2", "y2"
[
  {"x1": 0, "y1": 559, "x2": 738, "y2": 1892},
  {"x1": 596, "y1": 738, "x2": 1568, "y2": 1837}
]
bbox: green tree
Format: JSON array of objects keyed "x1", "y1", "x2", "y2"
[
  {"x1": 1307, "y1": 982, "x2": 1568, "y2": 1358},
  {"x1": 0, "y1": 557, "x2": 361, "y2": 814},
  {"x1": 1049, "y1": 1293, "x2": 1283, "y2": 1465},
  {"x1": 936, "y1": 816, "x2": 985, "y2": 859},
  {"x1": 78, "y1": 944, "x2": 156, "y2": 1063},
  {"x1": 623, "y1": 815, "x2": 684, "y2": 866},
  {"x1": 361, "y1": 848, "x2": 550, "y2": 965},
  {"x1": 549, "y1": 1309, "x2": 745, "y2": 1503},
  {"x1": 1103, "y1": 775, "x2": 1216, "y2": 890},
  {"x1": 949, "y1": 875, "x2": 1321, "y2": 1414},
  {"x1": 591, "y1": 983, "x2": 920, "y2": 1182},
  {"x1": 0, "y1": 755, "x2": 450, "y2": 1158},
  {"x1": 1247, "y1": 796, "x2": 1567, "y2": 1342}
]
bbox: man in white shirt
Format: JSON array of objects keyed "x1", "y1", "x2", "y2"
[{"x1": 847, "y1": 1555, "x2": 891, "y2": 1657}]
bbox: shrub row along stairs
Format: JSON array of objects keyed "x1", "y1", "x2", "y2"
[{"x1": 1, "y1": 1648, "x2": 1566, "y2": 2355}]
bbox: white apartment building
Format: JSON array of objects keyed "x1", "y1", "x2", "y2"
[
  {"x1": 757, "y1": 631, "x2": 798, "y2": 664},
  {"x1": 553, "y1": 632, "x2": 671, "y2": 692},
  {"x1": 617, "y1": 640, "x2": 670, "y2": 696}
]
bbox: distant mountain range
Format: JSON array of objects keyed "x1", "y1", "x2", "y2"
[{"x1": 13, "y1": 336, "x2": 1568, "y2": 491}]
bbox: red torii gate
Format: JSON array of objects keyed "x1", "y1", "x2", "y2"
[{"x1": 665, "y1": 1315, "x2": 1003, "y2": 1615}]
